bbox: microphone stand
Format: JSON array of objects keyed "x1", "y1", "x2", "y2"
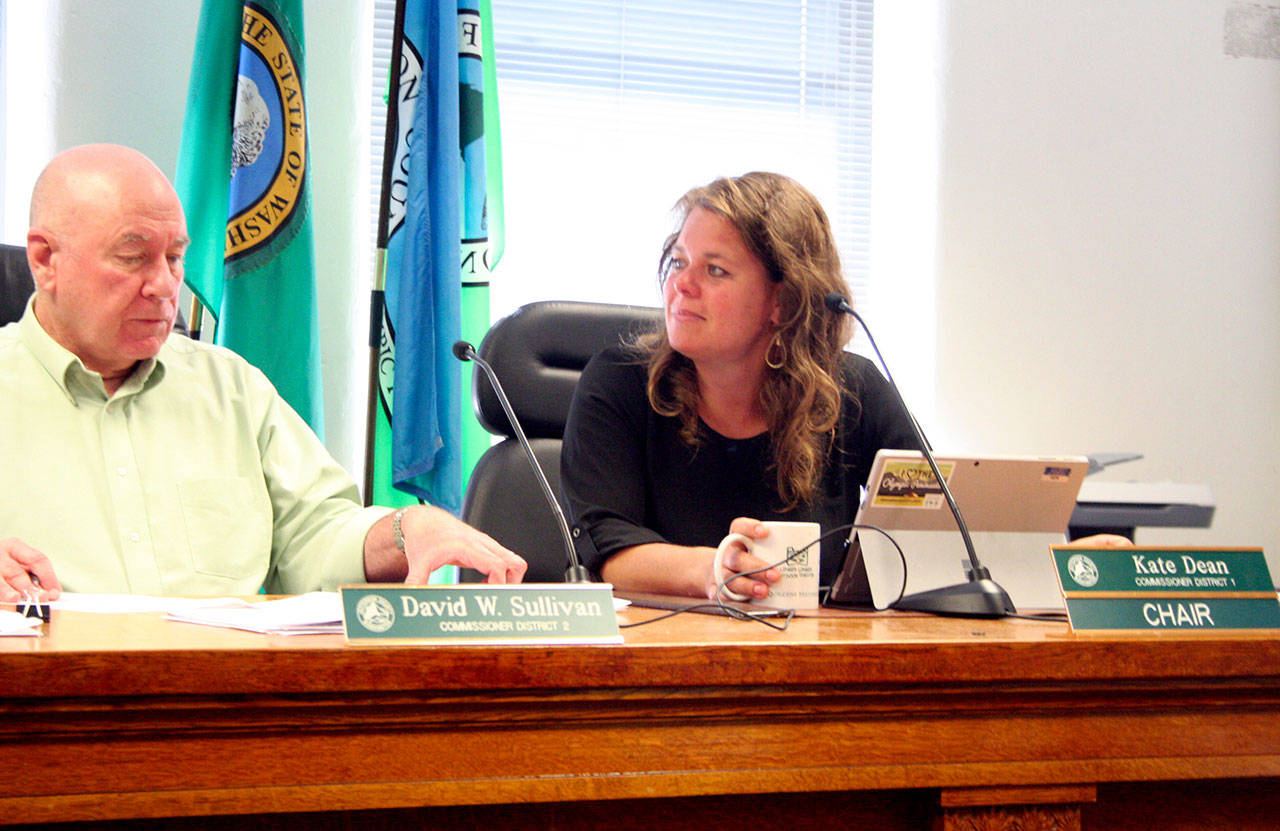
[
  {"x1": 453, "y1": 341, "x2": 592, "y2": 584},
  {"x1": 825, "y1": 293, "x2": 1015, "y2": 618}
]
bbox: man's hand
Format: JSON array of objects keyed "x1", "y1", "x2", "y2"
[
  {"x1": 1065, "y1": 534, "x2": 1133, "y2": 548},
  {"x1": 364, "y1": 506, "x2": 527, "y2": 585},
  {"x1": 0, "y1": 538, "x2": 62, "y2": 602}
]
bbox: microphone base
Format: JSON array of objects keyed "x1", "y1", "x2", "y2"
[
  {"x1": 564, "y1": 564, "x2": 593, "y2": 584},
  {"x1": 891, "y1": 578, "x2": 1016, "y2": 619}
]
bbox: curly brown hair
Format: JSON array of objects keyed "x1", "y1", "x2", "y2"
[{"x1": 639, "y1": 172, "x2": 856, "y2": 510}]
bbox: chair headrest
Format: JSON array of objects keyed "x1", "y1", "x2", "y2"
[
  {"x1": 0, "y1": 243, "x2": 35, "y2": 328},
  {"x1": 473, "y1": 300, "x2": 662, "y2": 439}
]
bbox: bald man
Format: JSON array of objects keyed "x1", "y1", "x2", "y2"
[{"x1": 0, "y1": 144, "x2": 525, "y2": 600}]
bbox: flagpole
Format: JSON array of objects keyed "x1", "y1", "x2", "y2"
[
  {"x1": 363, "y1": 0, "x2": 408, "y2": 506},
  {"x1": 187, "y1": 295, "x2": 205, "y2": 342},
  {"x1": 362, "y1": 248, "x2": 388, "y2": 504}
]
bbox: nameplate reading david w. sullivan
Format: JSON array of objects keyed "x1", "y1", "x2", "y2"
[{"x1": 340, "y1": 584, "x2": 622, "y2": 644}]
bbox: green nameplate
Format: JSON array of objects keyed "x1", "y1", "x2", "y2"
[
  {"x1": 340, "y1": 584, "x2": 622, "y2": 644},
  {"x1": 1051, "y1": 547, "x2": 1280, "y2": 631}
]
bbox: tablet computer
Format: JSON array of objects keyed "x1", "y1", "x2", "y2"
[{"x1": 828, "y1": 451, "x2": 1089, "y2": 611}]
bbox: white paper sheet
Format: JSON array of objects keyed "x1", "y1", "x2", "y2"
[
  {"x1": 50, "y1": 593, "x2": 244, "y2": 615},
  {"x1": 165, "y1": 592, "x2": 344, "y2": 635},
  {"x1": 0, "y1": 609, "x2": 43, "y2": 636}
]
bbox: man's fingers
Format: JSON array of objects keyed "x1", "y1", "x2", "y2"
[
  {"x1": 403, "y1": 537, "x2": 527, "y2": 586},
  {"x1": 0, "y1": 539, "x2": 61, "y2": 601},
  {"x1": 471, "y1": 545, "x2": 526, "y2": 584},
  {"x1": 0, "y1": 566, "x2": 34, "y2": 602}
]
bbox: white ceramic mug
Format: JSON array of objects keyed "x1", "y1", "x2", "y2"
[{"x1": 712, "y1": 521, "x2": 821, "y2": 609}]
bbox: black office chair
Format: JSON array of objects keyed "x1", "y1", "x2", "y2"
[
  {"x1": 1, "y1": 244, "x2": 35, "y2": 327},
  {"x1": 0, "y1": 241, "x2": 189, "y2": 333},
  {"x1": 460, "y1": 300, "x2": 662, "y2": 583}
]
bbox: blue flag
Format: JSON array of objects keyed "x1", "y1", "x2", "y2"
[
  {"x1": 389, "y1": 0, "x2": 462, "y2": 508},
  {"x1": 372, "y1": 0, "x2": 503, "y2": 518}
]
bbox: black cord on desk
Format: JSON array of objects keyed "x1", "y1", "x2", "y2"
[
  {"x1": 622, "y1": 524, "x2": 869, "y2": 630},
  {"x1": 619, "y1": 521, "x2": 1070, "y2": 627},
  {"x1": 618, "y1": 602, "x2": 795, "y2": 629}
]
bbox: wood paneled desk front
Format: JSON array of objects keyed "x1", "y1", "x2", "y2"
[{"x1": 2, "y1": 600, "x2": 1279, "y2": 830}]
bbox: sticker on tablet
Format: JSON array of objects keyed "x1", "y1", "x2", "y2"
[{"x1": 871, "y1": 460, "x2": 955, "y2": 509}]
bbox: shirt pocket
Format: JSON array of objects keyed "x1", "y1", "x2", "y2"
[{"x1": 178, "y1": 477, "x2": 272, "y2": 579}]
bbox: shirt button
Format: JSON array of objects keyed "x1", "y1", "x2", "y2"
[
  {"x1": 129, "y1": 532, "x2": 141, "y2": 543},
  {"x1": 116, "y1": 467, "x2": 128, "y2": 477}
]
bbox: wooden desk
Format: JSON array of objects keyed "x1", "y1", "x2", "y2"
[{"x1": 3, "y1": 603, "x2": 1280, "y2": 830}]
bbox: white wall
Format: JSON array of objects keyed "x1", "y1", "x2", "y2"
[
  {"x1": 302, "y1": 2, "x2": 372, "y2": 479},
  {"x1": 932, "y1": 1, "x2": 1280, "y2": 569},
  {"x1": 6, "y1": 0, "x2": 371, "y2": 479}
]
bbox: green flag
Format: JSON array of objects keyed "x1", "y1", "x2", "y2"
[
  {"x1": 175, "y1": 0, "x2": 324, "y2": 436},
  {"x1": 460, "y1": 0, "x2": 505, "y2": 495}
]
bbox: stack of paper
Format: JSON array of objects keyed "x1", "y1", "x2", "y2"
[{"x1": 165, "y1": 592, "x2": 344, "y2": 635}]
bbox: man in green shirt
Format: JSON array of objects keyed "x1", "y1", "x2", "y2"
[{"x1": 0, "y1": 144, "x2": 526, "y2": 600}]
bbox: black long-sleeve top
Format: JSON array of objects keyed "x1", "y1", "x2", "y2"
[{"x1": 560, "y1": 345, "x2": 921, "y2": 585}]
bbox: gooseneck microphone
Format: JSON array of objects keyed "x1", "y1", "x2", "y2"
[
  {"x1": 452, "y1": 340, "x2": 592, "y2": 584},
  {"x1": 824, "y1": 292, "x2": 1015, "y2": 618}
]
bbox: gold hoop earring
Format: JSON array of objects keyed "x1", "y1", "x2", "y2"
[{"x1": 765, "y1": 333, "x2": 787, "y2": 370}]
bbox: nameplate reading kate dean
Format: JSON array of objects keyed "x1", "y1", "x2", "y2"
[
  {"x1": 340, "y1": 584, "x2": 622, "y2": 644},
  {"x1": 1052, "y1": 547, "x2": 1280, "y2": 631}
]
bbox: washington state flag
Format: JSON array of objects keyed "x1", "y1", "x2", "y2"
[{"x1": 175, "y1": 0, "x2": 324, "y2": 435}]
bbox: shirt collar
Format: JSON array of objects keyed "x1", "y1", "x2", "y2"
[{"x1": 17, "y1": 297, "x2": 166, "y2": 404}]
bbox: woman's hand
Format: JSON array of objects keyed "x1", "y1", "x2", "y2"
[{"x1": 705, "y1": 517, "x2": 782, "y2": 601}]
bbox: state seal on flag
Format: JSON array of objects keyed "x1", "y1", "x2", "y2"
[{"x1": 225, "y1": 2, "x2": 308, "y2": 270}]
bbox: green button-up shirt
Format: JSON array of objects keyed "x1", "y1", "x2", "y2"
[{"x1": 0, "y1": 302, "x2": 387, "y2": 595}]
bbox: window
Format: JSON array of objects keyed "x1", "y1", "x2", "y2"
[{"x1": 372, "y1": 0, "x2": 874, "y2": 322}]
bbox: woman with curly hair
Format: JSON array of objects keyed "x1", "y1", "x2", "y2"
[{"x1": 561, "y1": 172, "x2": 920, "y2": 601}]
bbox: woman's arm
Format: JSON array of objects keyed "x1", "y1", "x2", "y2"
[
  {"x1": 601, "y1": 518, "x2": 779, "y2": 599},
  {"x1": 561, "y1": 351, "x2": 664, "y2": 571}
]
